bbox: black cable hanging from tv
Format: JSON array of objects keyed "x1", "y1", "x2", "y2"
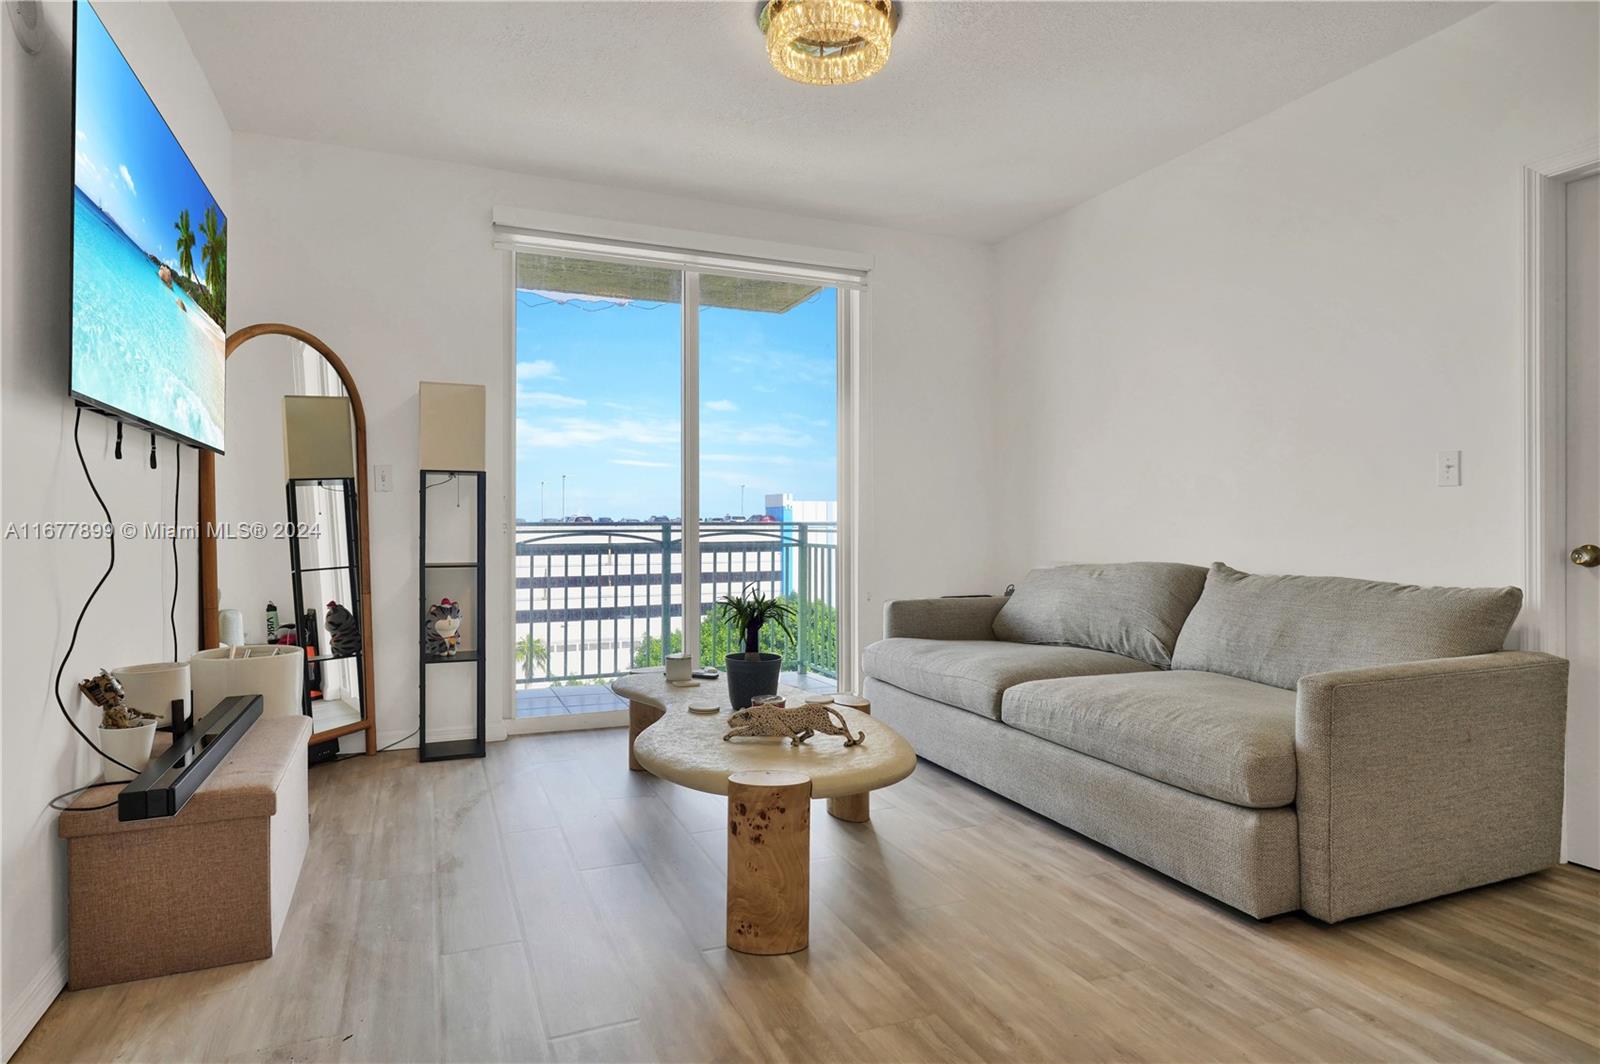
[
  {"x1": 171, "y1": 439, "x2": 180, "y2": 662},
  {"x1": 55, "y1": 409, "x2": 139, "y2": 778}
]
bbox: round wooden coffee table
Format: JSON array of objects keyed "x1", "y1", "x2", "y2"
[{"x1": 612, "y1": 671, "x2": 916, "y2": 955}]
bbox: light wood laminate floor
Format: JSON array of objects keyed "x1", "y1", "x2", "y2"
[{"x1": 18, "y1": 728, "x2": 1600, "y2": 1063}]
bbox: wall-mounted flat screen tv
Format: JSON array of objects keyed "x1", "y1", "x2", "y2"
[{"x1": 71, "y1": 0, "x2": 226, "y2": 453}]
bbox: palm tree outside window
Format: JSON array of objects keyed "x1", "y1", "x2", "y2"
[{"x1": 515, "y1": 632, "x2": 548, "y2": 682}]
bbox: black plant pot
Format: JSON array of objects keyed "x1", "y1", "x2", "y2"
[{"x1": 725, "y1": 652, "x2": 782, "y2": 710}]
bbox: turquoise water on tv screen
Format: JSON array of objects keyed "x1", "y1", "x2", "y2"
[{"x1": 72, "y1": 189, "x2": 224, "y2": 450}]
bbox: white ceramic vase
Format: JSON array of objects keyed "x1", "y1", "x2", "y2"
[
  {"x1": 98, "y1": 718, "x2": 157, "y2": 784},
  {"x1": 190, "y1": 644, "x2": 304, "y2": 720},
  {"x1": 113, "y1": 661, "x2": 191, "y2": 725}
]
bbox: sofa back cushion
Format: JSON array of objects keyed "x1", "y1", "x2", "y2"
[
  {"x1": 1170, "y1": 563, "x2": 1523, "y2": 689},
  {"x1": 992, "y1": 562, "x2": 1209, "y2": 668}
]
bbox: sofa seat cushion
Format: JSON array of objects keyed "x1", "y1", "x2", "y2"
[
  {"x1": 864, "y1": 638, "x2": 1155, "y2": 719},
  {"x1": 1001, "y1": 671, "x2": 1296, "y2": 807}
]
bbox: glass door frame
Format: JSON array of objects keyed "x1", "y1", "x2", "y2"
[{"x1": 500, "y1": 229, "x2": 866, "y2": 729}]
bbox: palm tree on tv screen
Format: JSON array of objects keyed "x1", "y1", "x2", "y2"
[
  {"x1": 173, "y1": 209, "x2": 196, "y2": 280},
  {"x1": 199, "y1": 206, "x2": 226, "y2": 323}
]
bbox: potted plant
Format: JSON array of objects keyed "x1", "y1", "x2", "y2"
[
  {"x1": 716, "y1": 584, "x2": 795, "y2": 710},
  {"x1": 80, "y1": 670, "x2": 159, "y2": 784}
]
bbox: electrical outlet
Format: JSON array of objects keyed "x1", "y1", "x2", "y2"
[
  {"x1": 373, "y1": 464, "x2": 393, "y2": 492},
  {"x1": 1436, "y1": 450, "x2": 1461, "y2": 488}
]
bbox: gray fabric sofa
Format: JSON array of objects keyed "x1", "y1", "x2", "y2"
[{"x1": 863, "y1": 561, "x2": 1568, "y2": 922}]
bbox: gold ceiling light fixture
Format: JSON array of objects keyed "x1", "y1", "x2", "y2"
[{"x1": 759, "y1": 0, "x2": 899, "y2": 86}]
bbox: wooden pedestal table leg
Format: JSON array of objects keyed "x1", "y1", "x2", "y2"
[
  {"x1": 826, "y1": 695, "x2": 872, "y2": 823},
  {"x1": 826, "y1": 791, "x2": 871, "y2": 823},
  {"x1": 628, "y1": 700, "x2": 664, "y2": 771},
  {"x1": 726, "y1": 770, "x2": 811, "y2": 955}
]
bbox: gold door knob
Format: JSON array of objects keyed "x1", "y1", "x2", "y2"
[{"x1": 1573, "y1": 544, "x2": 1600, "y2": 567}]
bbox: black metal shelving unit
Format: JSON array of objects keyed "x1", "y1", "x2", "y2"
[
  {"x1": 285, "y1": 476, "x2": 366, "y2": 745},
  {"x1": 419, "y1": 469, "x2": 487, "y2": 761}
]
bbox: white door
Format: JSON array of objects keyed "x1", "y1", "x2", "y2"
[{"x1": 1564, "y1": 173, "x2": 1599, "y2": 870}]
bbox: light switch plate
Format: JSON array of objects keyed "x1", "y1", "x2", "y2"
[
  {"x1": 373, "y1": 464, "x2": 393, "y2": 492},
  {"x1": 1436, "y1": 450, "x2": 1461, "y2": 487}
]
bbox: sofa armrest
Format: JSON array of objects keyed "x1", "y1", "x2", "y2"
[
  {"x1": 881, "y1": 596, "x2": 1007, "y2": 641},
  {"x1": 1295, "y1": 651, "x2": 1567, "y2": 922}
]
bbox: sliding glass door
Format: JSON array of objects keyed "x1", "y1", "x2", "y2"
[
  {"x1": 511, "y1": 253, "x2": 847, "y2": 722},
  {"x1": 696, "y1": 275, "x2": 838, "y2": 690}
]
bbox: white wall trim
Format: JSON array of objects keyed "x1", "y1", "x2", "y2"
[
  {"x1": 504, "y1": 709, "x2": 628, "y2": 736},
  {"x1": 3, "y1": 940, "x2": 66, "y2": 1061},
  {"x1": 680, "y1": 272, "x2": 702, "y2": 667},
  {"x1": 1521, "y1": 140, "x2": 1600, "y2": 656},
  {"x1": 837, "y1": 288, "x2": 863, "y2": 693},
  {"x1": 376, "y1": 724, "x2": 496, "y2": 750},
  {"x1": 492, "y1": 206, "x2": 873, "y2": 281},
  {"x1": 501, "y1": 252, "x2": 519, "y2": 722}
]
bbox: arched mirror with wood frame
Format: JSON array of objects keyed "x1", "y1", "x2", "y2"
[{"x1": 199, "y1": 323, "x2": 377, "y2": 755}]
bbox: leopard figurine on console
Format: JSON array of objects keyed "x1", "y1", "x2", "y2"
[{"x1": 723, "y1": 700, "x2": 864, "y2": 747}]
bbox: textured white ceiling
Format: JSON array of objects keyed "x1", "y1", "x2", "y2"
[{"x1": 172, "y1": 1, "x2": 1484, "y2": 240}]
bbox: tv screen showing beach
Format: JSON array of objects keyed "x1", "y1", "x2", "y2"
[{"x1": 71, "y1": 0, "x2": 225, "y2": 453}]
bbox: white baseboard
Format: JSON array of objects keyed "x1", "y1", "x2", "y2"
[
  {"x1": 4, "y1": 939, "x2": 66, "y2": 1061},
  {"x1": 375, "y1": 723, "x2": 488, "y2": 750},
  {"x1": 379, "y1": 716, "x2": 614, "y2": 747},
  {"x1": 504, "y1": 709, "x2": 627, "y2": 735}
]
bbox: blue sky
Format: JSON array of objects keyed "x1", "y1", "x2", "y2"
[
  {"x1": 515, "y1": 287, "x2": 838, "y2": 520},
  {"x1": 74, "y1": 0, "x2": 223, "y2": 269}
]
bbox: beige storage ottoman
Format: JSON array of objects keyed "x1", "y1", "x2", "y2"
[{"x1": 58, "y1": 715, "x2": 312, "y2": 989}]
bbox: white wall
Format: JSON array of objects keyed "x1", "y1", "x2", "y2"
[
  {"x1": 227, "y1": 132, "x2": 1000, "y2": 749},
  {"x1": 993, "y1": 2, "x2": 1598, "y2": 597},
  {"x1": 0, "y1": 3, "x2": 230, "y2": 1056}
]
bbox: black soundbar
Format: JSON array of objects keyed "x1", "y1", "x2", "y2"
[{"x1": 116, "y1": 694, "x2": 263, "y2": 821}]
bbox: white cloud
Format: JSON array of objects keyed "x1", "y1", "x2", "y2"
[
  {"x1": 75, "y1": 150, "x2": 106, "y2": 187},
  {"x1": 76, "y1": 130, "x2": 86, "y2": 141},
  {"x1": 610, "y1": 458, "x2": 672, "y2": 469},
  {"x1": 703, "y1": 453, "x2": 795, "y2": 466},
  {"x1": 518, "y1": 415, "x2": 679, "y2": 450},
  {"x1": 704, "y1": 422, "x2": 814, "y2": 449},
  {"x1": 118, "y1": 165, "x2": 135, "y2": 195},
  {"x1": 704, "y1": 399, "x2": 737, "y2": 413},
  {"x1": 722, "y1": 347, "x2": 836, "y2": 385},
  {"x1": 517, "y1": 390, "x2": 586, "y2": 409},
  {"x1": 517, "y1": 360, "x2": 560, "y2": 381}
]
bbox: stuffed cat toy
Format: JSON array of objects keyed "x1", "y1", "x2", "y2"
[
  {"x1": 325, "y1": 600, "x2": 361, "y2": 657},
  {"x1": 425, "y1": 598, "x2": 462, "y2": 658}
]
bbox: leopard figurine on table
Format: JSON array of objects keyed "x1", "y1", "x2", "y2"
[{"x1": 723, "y1": 700, "x2": 865, "y2": 747}]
